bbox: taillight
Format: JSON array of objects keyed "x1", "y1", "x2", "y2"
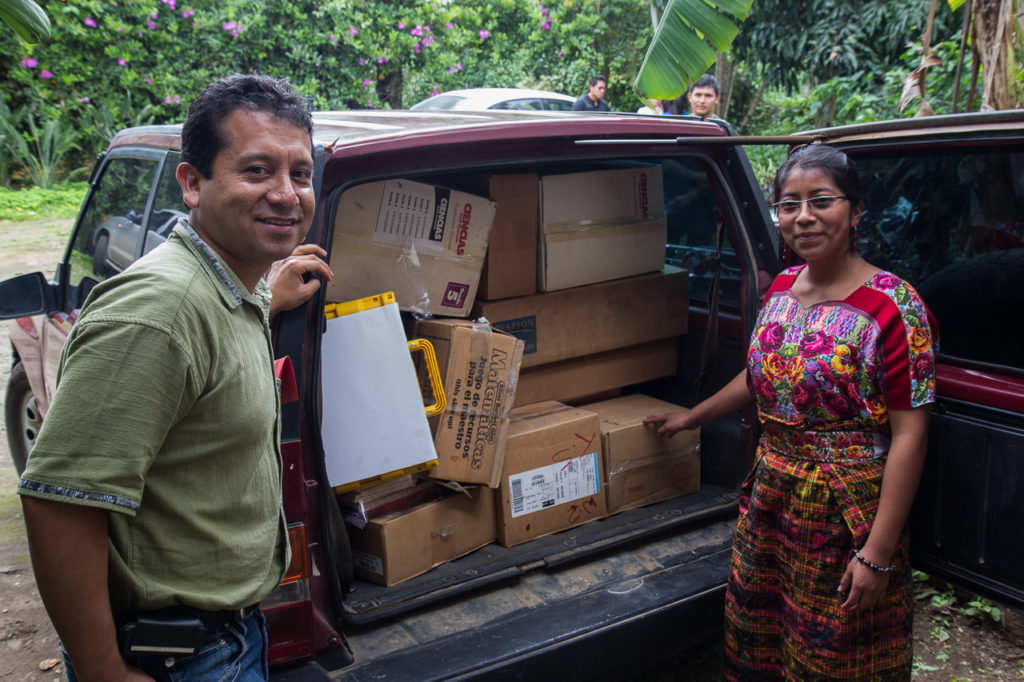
[{"x1": 262, "y1": 523, "x2": 315, "y2": 666}]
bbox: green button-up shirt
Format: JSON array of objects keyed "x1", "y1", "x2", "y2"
[{"x1": 19, "y1": 222, "x2": 288, "y2": 612}]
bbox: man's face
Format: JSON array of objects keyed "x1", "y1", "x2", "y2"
[
  {"x1": 177, "y1": 108, "x2": 315, "y2": 289},
  {"x1": 588, "y1": 80, "x2": 607, "y2": 102},
  {"x1": 688, "y1": 86, "x2": 719, "y2": 118}
]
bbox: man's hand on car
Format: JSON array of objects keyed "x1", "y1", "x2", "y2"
[{"x1": 268, "y1": 244, "x2": 334, "y2": 317}]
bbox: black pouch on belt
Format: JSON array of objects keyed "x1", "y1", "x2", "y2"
[{"x1": 116, "y1": 616, "x2": 205, "y2": 657}]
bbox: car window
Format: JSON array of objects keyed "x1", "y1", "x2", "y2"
[
  {"x1": 410, "y1": 95, "x2": 465, "y2": 111},
  {"x1": 662, "y1": 158, "x2": 738, "y2": 308},
  {"x1": 854, "y1": 149, "x2": 1024, "y2": 370},
  {"x1": 491, "y1": 98, "x2": 543, "y2": 111},
  {"x1": 69, "y1": 155, "x2": 160, "y2": 287},
  {"x1": 143, "y1": 152, "x2": 188, "y2": 255},
  {"x1": 544, "y1": 99, "x2": 573, "y2": 111}
]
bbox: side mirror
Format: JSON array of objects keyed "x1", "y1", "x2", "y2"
[{"x1": 0, "y1": 272, "x2": 52, "y2": 320}]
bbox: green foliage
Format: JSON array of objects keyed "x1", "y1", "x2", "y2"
[
  {"x1": 0, "y1": 0, "x2": 50, "y2": 43},
  {"x1": 634, "y1": 0, "x2": 753, "y2": 100},
  {"x1": 0, "y1": 110, "x2": 85, "y2": 189},
  {"x1": 0, "y1": 181, "x2": 88, "y2": 220}
]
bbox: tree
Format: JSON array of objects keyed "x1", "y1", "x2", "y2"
[{"x1": 633, "y1": 0, "x2": 753, "y2": 99}]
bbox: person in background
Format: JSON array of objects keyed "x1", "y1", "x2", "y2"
[
  {"x1": 572, "y1": 74, "x2": 611, "y2": 112},
  {"x1": 646, "y1": 144, "x2": 937, "y2": 679},
  {"x1": 687, "y1": 73, "x2": 721, "y2": 119},
  {"x1": 18, "y1": 73, "x2": 332, "y2": 682},
  {"x1": 637, "y1": 98, "x2": 664, "y2": 115}
]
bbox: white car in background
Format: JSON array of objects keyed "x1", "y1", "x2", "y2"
[{"x1": 410, "y1": 87, "x2": 575, "y2": 111}]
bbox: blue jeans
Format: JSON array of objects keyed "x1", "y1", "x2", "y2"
[{"x1": 64, "y1": 609, "x2": 268, "y2": 682}]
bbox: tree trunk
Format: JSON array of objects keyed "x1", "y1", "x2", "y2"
[
  {"x1": 972, "y1": 0, "x2": 1017, "y2": 110},
  {"x1": 737, "y1": 79, "x2": 766, "y2": 134},
  {"x1": 714, "y1": 56, "x2": 735, "y2": 120}
]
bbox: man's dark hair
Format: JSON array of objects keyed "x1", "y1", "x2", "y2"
[
  {"x1": 181, "y1": 73, "x2": 313, "y2": 179},
  {"x1": 589, "y1": 74, "x2": 608, "y2": 88},
  {"x1": 688, "y1": 73, "x2": 720, "y2": 96}
]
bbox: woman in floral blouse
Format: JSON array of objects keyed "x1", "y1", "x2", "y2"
[{"x1": 646, "y1": 144, "x2": 937, "y2": 679}]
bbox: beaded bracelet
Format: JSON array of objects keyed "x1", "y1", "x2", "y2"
[{"x1": 854, "y1": 549, "x2": 895, "y2": 573}]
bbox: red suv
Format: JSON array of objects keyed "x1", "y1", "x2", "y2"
[{"x1": 2, "y1": 109, "x2": 1021, "y2": 678}]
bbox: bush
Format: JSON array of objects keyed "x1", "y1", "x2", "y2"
[{"x1": 0, "y1": 182, "x2": 89, "y2": 221}]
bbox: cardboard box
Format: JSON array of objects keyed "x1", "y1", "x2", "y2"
[
  {"x1": 327, "y1": 179, "x2": 496, "y2": 317},
  {"x1": 583, "y1": 394, "x2": 700, "y2": 515},
  {"x1": 479, "y1": 174, "x2": 538, "y2": 300},
  {"x1": 348, "y1": 486, "x2": 496, "y2": 586},
  {"x1": 538, "y1": 167, "x2": 666, "y2": 291},
  {"x1": 413, "y1": 319, "x2": 525, "y2": 488},
  {"x1": 514, "y1": 338, "x2": 679, "y2": 406},
  {"x1": 473, "y1": 267, "x2": 689, "y2": 368},
  {"x1": 497, "y1": 402, "x2": 607, "y2": 547}
]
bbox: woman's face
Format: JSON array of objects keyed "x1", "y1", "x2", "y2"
[{"x1": 776, "y1": 167, "x2": 861, "y2": 264}]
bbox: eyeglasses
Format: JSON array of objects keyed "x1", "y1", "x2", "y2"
[{"x1": 771, "y1": 195, "x2": 849, "y2": 217}]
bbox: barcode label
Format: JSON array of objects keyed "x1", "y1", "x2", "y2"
[
  {"x1": 507, "y1": 453, "x2": 600, "y2": 518},
  {"x1": 511, "y1": 477, "x2": 524, "y2": 515}
]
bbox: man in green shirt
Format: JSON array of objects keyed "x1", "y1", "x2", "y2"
[{"x1": 18, "y1": 74, "x2": 331, "y2": 682}]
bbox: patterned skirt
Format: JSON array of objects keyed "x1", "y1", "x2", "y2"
[{"x1": 723, "y1": 422, "x2": 913, "y2": 681}]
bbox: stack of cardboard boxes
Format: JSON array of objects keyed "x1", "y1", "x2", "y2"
[{"x1": 323, "y1": 168, "x2": 700, "y2": 584}]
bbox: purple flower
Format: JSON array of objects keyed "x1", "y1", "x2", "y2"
[
  {"x1": 169, "y1": 0, "x2": 176, "y2": 9},
  {"x1": 223, "y1": 22, "x2": 236, "y2": 30},
  {"x1": 362, "y1": 78, "x2": 371, "y2": 88},
  {"x1": 77, "y1": 96, "x2": 90, "y2": 103},
  {"x1": 20, "y1": 57, "x2": 37, "y2": 68},
  {"x1": 541, "y1": 5, "x2": 548, "y2": 15},
  {"x1": 145, "y1": 76, "x2": 153, "y2": 83},
  {"x1": 40, "y1": 70, "x2": 53, "y2": 78},
  {"x1": 150, "y1": 11, "x2": 157, "y2": 19},
  {"x1": 84, "y1": 17, "x2": 97, "y2": 28},
  {"x1": 456, "y1": 63, "x2": 461, "y2": 70},
  {"x1": 411, "y1": 25, "x2": 422, "y2": 36},
  {"x1": 479, "y1": 29, "x2": 489, "y2": 40},
  {"x1": 398, "y1": 22, "x2": 404, "y2": 29},
  {"x1": 146, "y1": 19, "x2": 155, "y2": 30},
  {"x1": 415, "y1": 46, "x2": 421, "y2": 54},
  {"x1": 174, "y1": 96, "x2": 181, "y2": 103},
  {"x1": 367, "y1": 101, "x2": 374, "y2": 108},
  {"x1": 445, "y1": 21, "x2": 454, "y2": 29},
  {"x1": 448, "y1": 66, "x2": 456, "y2": 73},
  {"x1": 556, "y1": 49, "x2": 563, "y2": 57},
  {"x1": 118, "y1": 58, "x2": 127, "y2": 65},
  {"x1": 358, "y1": 58, "x2": 365, "y2": 65},
  {"x1": 165, "y1": 96, "x2": 172, "y2": 104},
  {"x1": 541, "y1": 21, "x2": 550, "y2": 29},
  {"x1": 377, "y1": 56, "x2": 384, "y2": 64},
  {"x1": 348, "y1": 26, "x2": 356, "y2": 37}
]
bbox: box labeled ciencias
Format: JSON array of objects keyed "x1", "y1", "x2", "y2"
[
  {"x1": 497, "y1": 401, "x2": 607, "y2": 547},
  {"x1": 538, "y1": 166, "x2": 666, "y2": 291},
  {"x1": 413, "y1": 319, "x2": 524, "y2": 488},
  {"x1": 583, "y1": 394, "x2": 700, "y2": 515},
  {"x1": 348, "y1": 486, "x2": 496, "y2": 586},
  {"x1": 327, "y1": 179, "x2": 495, "y2": 317},
  {"x1": 472, "y1": 267, "x2": 688, "y2": 369}
]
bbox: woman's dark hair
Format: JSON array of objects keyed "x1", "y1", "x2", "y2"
[
  {"x1": 772, "y1": 144, "x2": 864, "y2": 205},
  {"x1": 181, "y1": 73, "x2": 313, "y2": 179}
]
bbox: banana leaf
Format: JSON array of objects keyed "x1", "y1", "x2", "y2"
[
  {"x1": 0, "y1": 0, "x2": 51, "y2": 43},
  {"x1": 634, "y1": 0, "x2": 752, "y2": 100}
]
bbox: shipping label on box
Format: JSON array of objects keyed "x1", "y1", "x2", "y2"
[
  {"x1": 328, "y1": 179, "x2": 495, "y2": 317},
  {"x1": 583, "y1": 394, "x2": 700, "y2": 514},
  {"x1": 497, "y1": 401, "x2": 607, "y2": 547},
  {"x1": 414, "y1": 319, "x2": 524, "y2": 488},
  {"x1": 538, "y1": 166, "x2": 666, "y2": 291},
  {"x1": 474, "y1": 267, "x2": 688, "y2": 368},
  {"x1": 480, "y1": 174, "x2": 538, "y2": 301},
  {"x1": 348, "y1": 486, "x2": 496, "y2": 586}
]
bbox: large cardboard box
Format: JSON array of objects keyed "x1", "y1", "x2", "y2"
[
  {"x1": 497, "y1": 402, "x2": 607, "y2": 547},
  {"x1": 514, "y1": 338, "x2": 679, "y2": 406},
  {"x1": 479, "y1": 174, "x2": 538, "y2": 301},
  {"x1": 348, "y1": 486, "x2": 496, "y2": 586},
  {"x1": 473, "y1": 267, "x2": 688, "y2": 368},
  {"x1": 583, "y1": 394, "x2": 700, "y2": 515},
  {"x1": 413, "y1": 319, "x2": 525, "y2": 488},
  {"x1": 327, "y1": 179, "x2": 496, "y2": 317},
  {"x1": 538, "y1": 167, "x2": 666, "y2": 291}
]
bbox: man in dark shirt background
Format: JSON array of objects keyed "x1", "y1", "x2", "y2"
[{"x1": 573, "y1": 75, "x2": 611, "y2": 112}]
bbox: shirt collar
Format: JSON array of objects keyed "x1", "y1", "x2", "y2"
[{"x1": 170, "y1": 219, "x2": 272, "y2": 316}]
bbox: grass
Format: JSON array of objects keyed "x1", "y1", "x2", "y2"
[{"x1": 0, "y1": 182, "x2": 89, "y2": 221}]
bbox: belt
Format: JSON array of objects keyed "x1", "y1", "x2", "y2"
[{"x1": 119, "y1": 604, "x2": 259, "y2": 630}]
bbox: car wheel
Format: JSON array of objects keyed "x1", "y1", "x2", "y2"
[
  {"x1": 92, "y1": 233, "x2": 110, "y2": 276},
  {"x1": 4, "y1": 362, "x2": 42, "y2": 475}
]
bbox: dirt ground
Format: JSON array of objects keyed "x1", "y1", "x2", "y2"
[{"x1": 0, "y1": 218, "x2": 1021, "y2": 680}]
